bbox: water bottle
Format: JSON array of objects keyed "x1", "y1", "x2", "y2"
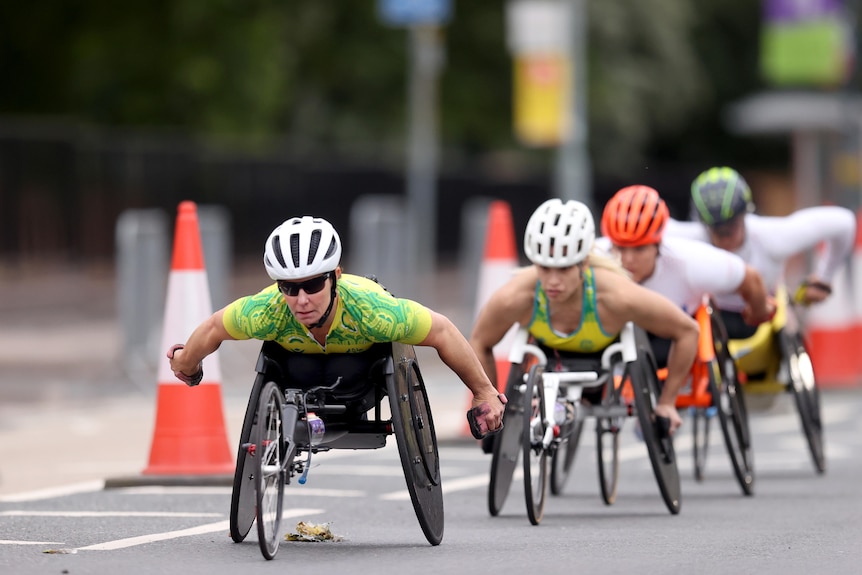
[{"x1": 307, "y1": 414, "x2": 325, "y2": 446}]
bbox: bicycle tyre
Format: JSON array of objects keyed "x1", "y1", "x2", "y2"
[
  {"x1": 550, "y1": 416, "x2": 583, "y2": 496},
  {"x1": 230, "y1": 372, "x2": 266, "y2": 543},
  {"x1": 710, "y1": 310, "x2": 755, "y2": 495},
  {"x1": 387, "y1": 343, "x2": 444, "y2": 545},
  {"x1": 522, "y1": 364, "x2": 548, "y2": 525},
  {"x1": 596, "y1": 376, "x2": 622, "y2": 505},
  {"x1": 691, "y1": 408, "x2": 709, "y2": 483},
  {"x1": 488, "y1": 362, "x2": 527, "y2": 517},
  {"x1": 630, "y1": 330, "x2": 681, "y2": 515},
  {"x1": 782, "y1": 331, "x2": 826, "y2": 474},
  {"x1": 255, "y1": 381, "x2": 287, "y2": 560}
]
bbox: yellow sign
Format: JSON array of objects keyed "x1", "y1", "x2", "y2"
[{"x1": 513, "y1": 54, "x2": 570, "y2": 147}]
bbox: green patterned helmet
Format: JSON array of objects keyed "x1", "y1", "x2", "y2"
[{"x1": 690, "y1": 167, "x2": 753, "y2": 226}]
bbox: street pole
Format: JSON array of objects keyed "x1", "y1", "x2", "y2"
[
  {"x1": 406, "y1": 25, "x2": 441, "y2": 296},
  {"x1": 555, "y1": 0, "x2": 591, "y2": 210}
]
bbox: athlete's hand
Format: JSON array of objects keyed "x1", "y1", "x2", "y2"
[
  {"x1": 742, "y1": 295, "x2": 776, "y2": 326},
  {"x1": 653, "y1": 403, "x2": 682, "y2": 435},
  {"x1": 167, "y1": 344, "x2": 203, "y2": 387},
  {"x1": 467, "y1": 393, "x2": 507, "y2": 439},
  {"x1": 795, "y1": 277, "x2": 832, "y2": 306}
]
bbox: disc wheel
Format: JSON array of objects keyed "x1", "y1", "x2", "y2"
[
  {"x1": 630, "y1": 329, "x2": 681, "y2": 514},
  {"x1": 550, "y1": 416, "x2": 583, "y2": 496},
  {"x1": 596, "y1": 376, "x2": 623, "y2": 505},
  {"x1": 387, "y1": 343, "x2": 444, "y2": 545},
  {"x1": 255, "y1": 381, "x2": 287, "y2": 560},
  {"x1": 691, "y1": 408, "x2": 710, "y2": 482},
  {"x1": 522, "y1": 364, "x2": 548, "y2": 525},
  {"x1": 782, "y1": 331, "x2": 826, "y2": 474},
  {"x1": 230, "y1": 373, "x2": 266, "y2": 543},
  {"x1": 488, "y1": 362, "x2": 527, "y2": 516}
]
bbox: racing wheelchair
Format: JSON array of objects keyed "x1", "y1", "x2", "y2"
[
  {"x1": 228, "y1": 340, "x2": 443, "y2": 560},
  {"x1": 671, "y1": 296, "x2": 753, "y2": 495},
  {"x1": 487, "y1": 321, "x2": 680, "y2": 525},
  {"x1": 728, "y1": 284, "x2": 825, "y2": 474}
]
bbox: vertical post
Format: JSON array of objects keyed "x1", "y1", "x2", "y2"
[
  {"x1": 406, "y1": 25, "x2": 442, "y2": 298},
  {"x1": 555, "y1": 0, "x2": 591, "y2": 208}
]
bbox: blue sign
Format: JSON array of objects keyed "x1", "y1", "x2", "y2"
[{"x1": 378, "y1": 0, "x2": 452, "y2": 27}]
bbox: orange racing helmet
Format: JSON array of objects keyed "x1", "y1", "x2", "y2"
[{"x1": 601, "y1": 185, "x2": 669, "y2": 247}]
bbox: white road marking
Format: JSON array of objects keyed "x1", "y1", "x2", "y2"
[
  {"x1": 113, "y1": 486, "x2": 366, "y2": 497},
  {"x1": 77, "y1": 508, "x2": 323, "y2": 551},
  {"x1": 0, "y1": 540, "x2": 65, "y2": 546},
  {"x1": 0, "y1": 511, "x2": 222, "y2": 518},
  {"x1": 0, "y1": 480, "x2": 105, "y2": 503}
]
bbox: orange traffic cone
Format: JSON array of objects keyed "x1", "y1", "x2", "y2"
[
  {"x1": 805, "y1": 238, "x2": 857, "y2": 388},
  {"x1": 142, "y1": 201, "x2": 234, "y2": 476},
  {"x1": 464, "y1": 200, "x2": 519, "y2": 437}
]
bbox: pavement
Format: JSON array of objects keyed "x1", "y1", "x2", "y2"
[{"x1": 0, "y1": 264, "x2": 477, "y2": 498}]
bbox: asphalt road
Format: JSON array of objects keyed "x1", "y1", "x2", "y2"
[{"x1": 2, "y1": 389, "x2": 861, "y2": 575}]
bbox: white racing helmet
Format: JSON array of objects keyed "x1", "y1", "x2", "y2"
[
  {"x1": 523, "y1": 199, "x2": 595, "y2": 267},
  {"x1": 264, "y1": 216, "x2": 342, "y2": 280}
]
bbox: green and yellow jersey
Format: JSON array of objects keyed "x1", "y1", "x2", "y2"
[
  {"x1": 527, "y1": 266, "x2": 617, "y2": 353},
  {"x1": 222, "y1": 274, "x2": 433, "y2": 353}
]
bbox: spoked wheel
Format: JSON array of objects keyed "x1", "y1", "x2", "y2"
[
  {"x1": 550, "y1": 416, "x2": 583, "y2": 496},
  {"x1": 255, "y1": 381, "x2": 287, "y2": 560},
  {"x1": 782, "y1": 331, "x2": 826, "y2": 474},
  {"x1": 630, "y1": 329, "x2": 681, "y2": 515},
  {"x1": 522, "y1": 364, "x2": 548, "y2": 525},
  {"x1": 488, "y1": 362, "x2": 527, "y2": 516},
  {"x1": 710, "y1": 310, "x2": 754, "y2": 495},
  {"x1": 691, "y1": 408, "x2": 710, "y2": 482},
  {"x1": 596, "y1": 376, "x2": 623, "y2": 505},
  {"x1": 387, "y1": 343, "x2": 444, "y2": 545},
  {"x1": 230, "y1": 373, "x2": 266, "y2": 543}
]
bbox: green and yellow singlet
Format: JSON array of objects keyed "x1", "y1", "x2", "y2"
[
  {"x1": 527, "y1": 266, "x2": 617, "y2": 353},
  {"x1": 222, "y1": 274, "x2": 433, "y2": 353}
]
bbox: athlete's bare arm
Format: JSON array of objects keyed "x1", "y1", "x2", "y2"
[
  {"x1": 737, "y1": 264, "x2": 774, "y2": 325},
  {"x1": 168, "y1": 308, "x2": 236, "y2": 379},
  {"x1": 469, "y1": 268, "x2": 536, "y2": 383}
]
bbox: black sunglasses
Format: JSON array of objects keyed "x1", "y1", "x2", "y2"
[{"x1": 277, "y1": 272, "x2": 332, "y2": 296}]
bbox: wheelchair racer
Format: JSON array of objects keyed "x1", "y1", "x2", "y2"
[
  {"x1": 596, "y1": 185, "x2": 775, "y2": 365},
  {"x1": 665, "y1": 166, "x2": 856, "y2": 339},
  {"x1": 469, "y1": 198, "x2": 699, "y2": 435},
  {"x1": 167, "y1": 215, "x2": 506, "y2": 437}
]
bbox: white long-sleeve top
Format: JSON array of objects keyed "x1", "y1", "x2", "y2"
[
  {"x1": 594, "y1": 235, "x2": 746, "y2": 314},
  {"x1": 664, "y1": 206, "x2": 856, "y2": 311}
]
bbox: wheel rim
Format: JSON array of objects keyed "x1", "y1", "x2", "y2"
[
  {"x1": 522, "y1": 365, "x2": 547, "y2": 525},
  {"x1": 255, "y1": 383, "x2": 285, "y2": 560},
  {"x1": 488, "y1": 363, "x2": 526, "y2": 516}
]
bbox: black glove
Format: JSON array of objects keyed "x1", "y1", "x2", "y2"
[{"x1": 167, "y1": 344, "x2": 203, "y2": 387}]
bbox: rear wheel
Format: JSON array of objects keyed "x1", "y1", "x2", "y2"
[
  {"x1": 630, "y1": 330, "x2": 681, "y2": 515},
  {"x1": 255, "y1": 381, "x2": 287, "y2": 560},
  {"x1": 783, "y1": 332, "x2": 826, "y2": 474},
  {"x1": 230, "y1": 373, "x2": 266, "y2": 543},
  {"x1": 550, "y1": 416, "x2": 583, "y2": 496},
  {"x1": 488, "y1": 362, "x2": 527, "y2": 516},
  {"x1": 388, "y1": 343, "x2": 444, "y2": 545},
  {"x1": 711, "y1": 311, "x2": 754, "y2": 495},
  {"x1": 522, "y1": 364, "x2": 548, "y2": 525}
]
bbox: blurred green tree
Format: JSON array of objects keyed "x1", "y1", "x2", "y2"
[{"x1": 0, "y1": 0, "x2": 777, "y2": 176}]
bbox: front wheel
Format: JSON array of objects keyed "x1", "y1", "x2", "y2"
[
  {"x1": 522, "y1": 364, "x2": 548, "y2": 525},
  {"x1": 255, "y1": 381, "x2": 287, "y2": 560},
  {"x1": 783, "y1": 332, "x2": 826, "y2": 474}
]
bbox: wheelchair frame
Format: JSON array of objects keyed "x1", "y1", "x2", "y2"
[
  {"x1": 488, "y1": 322, "x2": 681, "y2": 525},
  {"x1": 228, "y1": 340, "x2": 444, "y2": 560}
]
